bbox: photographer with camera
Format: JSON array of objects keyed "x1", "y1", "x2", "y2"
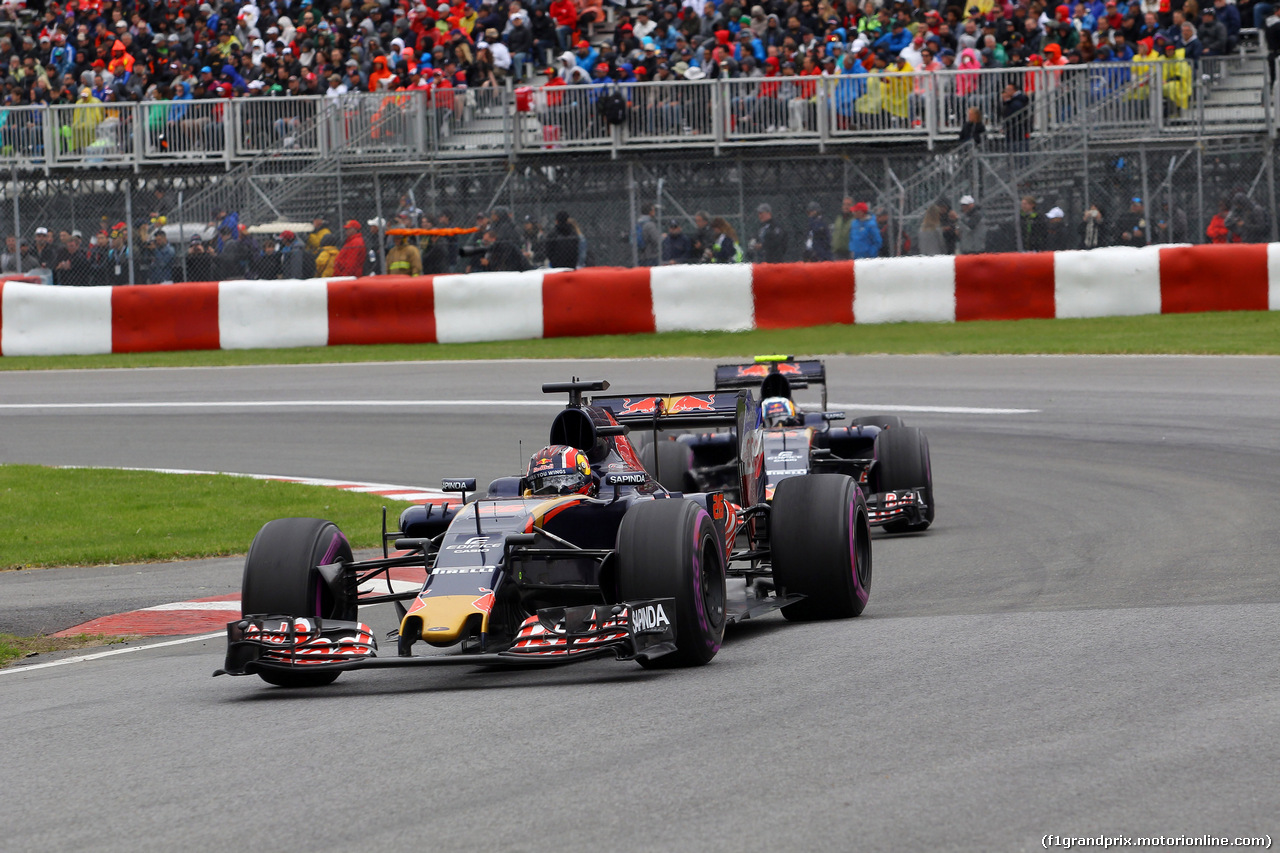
[{"x1": 459, "y1": 226, "x2": 532, "y2": 272}]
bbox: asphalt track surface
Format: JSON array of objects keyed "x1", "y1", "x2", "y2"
[{"x1": 2, "y1": 356, "x2": 1278, "y2": 852}]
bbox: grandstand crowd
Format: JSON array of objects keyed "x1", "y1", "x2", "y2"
[
  {"x1": 0, "y1": 0, "x2": 1275, "y2": 120},
  {"x1": 0, "y1": 0, "x2": 1276, "y2": 283}
]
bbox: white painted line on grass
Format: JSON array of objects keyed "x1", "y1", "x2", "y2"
[
  {"x1": 0, "y1": 632, "x2": 224, "y2": 676},
  {"x1": 830, "y1": 402, "x2": 1040, "y2": 415},
  {"x1": 53, "y1": 467, "x2": 447, "y2": 502}
]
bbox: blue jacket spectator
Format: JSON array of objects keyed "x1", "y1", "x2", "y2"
[
  {"x1": 575, "y1": 44, "x2": 599, "y2": 72},
  {"x1": 1215, "y1": 0, "x2": 1242, "y2": 46},
  {"x1": 873, "y1": 25, "x2": 912, "y2": 55},
  {"x1": 848, "y1": 207, "x2": 883, "y2": 259},
  {"x1": 149, "y1": 233, "x2": 176, "y2": 283}
]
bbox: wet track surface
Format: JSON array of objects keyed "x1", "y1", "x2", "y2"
[{"x1": 2, "y1": 356, "x2": 1278, "y2": 851}]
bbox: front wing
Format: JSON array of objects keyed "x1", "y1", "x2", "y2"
[
  {"x1": 214, "y1": 598, "x2": 677, "y2": 677},
  {"x1": 865, "y1": 489, "x2": 929, "y2": 527}
]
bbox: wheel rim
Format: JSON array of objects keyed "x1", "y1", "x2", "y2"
[{"x1": 698, "y1": 533, "x2": 727, "y2": 633}]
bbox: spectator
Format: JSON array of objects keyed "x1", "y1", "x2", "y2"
[
  {"x1": 1226, "y1": 192, "x2": 1269, "y2": 242},
  {"x1": 662, "y1": 219, "x2": 694, "y2": 264},
  {"x1": 488, "y1": 207, "x2": 521, "y2": 245},
  {"x1": 847, "y1": 202, "x2": 882, "y2": 259},
  {"x1": 507, "y1": 12, "x2": 534, "y2": 81},
  {"x1": 954, "y1": 196, "x2": 988, "y2": 254},
  {"x1": 279, "y1": 230, "x2": 315, "y2": 279},
  {"x1": 831, "y1": 197, "x2": 856, "y2": 260},
  {"x1": 1267, "y1": 11, "x2": 1280, "y2": 85},
  {"x1": 1001, "y1": 83, "x2": 1032, "y2": 152},
  {"x1": 55, "y1": 233, "x2": 93, "y2": 287},
  {"x1": 958, "y1": 106, "x2": 985, "y2": 146},
  {"x1": 1081, "y1": 204, "x2": 1109, "y2": 249},
  {"x1": 1115, "y1": 197, "x2": 1149, "y2": 246},
  {"x1": 186, "y1": 236, "x2": 215, "y2": 282},
  {"x1": 520, "y1": 217, "x2": 546, "y2": 267},
  {"x1": 544, "y1": 211, "x2": 582, "y2": 269},
  {"x1": 334, "y1": 220, "x2": 367, "y2": 277},
  {"x1": 32, "y1": 227, "x2": 56, "y2": 269},
  {"x1": 918, "y1": 204, "x2": 950, "y2": 256},
  {"x1": 475, "y1": 225, "x2": 531, "y2": 272},
  {"x1": 149, "y1": 230, "x2": 176, "y2": 283},
  {"x1": 1197, "y1": 9, "x2": 1228, "y2": 56},
  {"x1": 803, "y1": 202, "x2": 833, "y2": 262},
  {"x1": 636, "y1": 203, "x2": 662, "y2": 266},
  {"x1": 691, "y1": 210, "x2": 715, "y2": 263},
  {"x1": 386, "y1": 233, "x2": 424, "y2": 276},
  {"x1": 1020, "y1": 196, "x2": 1048, "y2": 251},
  {"x1": 314, "y1": 234, "x2": 341, "y2": 278},
  {"x1": 1206, "y1": 199, "x2": 1235, "y2": 243},
  {"x1": 105, "y1": 227, "x2": 131, "y2": 286},
  {"x1": 751, "y1": 203, "x2": 788, "y2": 262},
  {"x1": 706, "y1": 218, "x2": 744, "y2": 264},
  {"x1": 1045, "y1": 207, "x2": 1070, "y2": 250},
  {"x1": 254, "y1": 238, "x2": 283, "y2": 280},
  {"x1": 1215, "y1": 0, "x2": 1242, "y2": 52}
]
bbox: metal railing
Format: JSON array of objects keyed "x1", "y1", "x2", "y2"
[{"x1": 1, "y1": 60, "x2": 1272, "y2": 172}]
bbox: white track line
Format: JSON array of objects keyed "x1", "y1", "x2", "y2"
[
  {"x1": 830, "y1": 402, "x2": 1040, "y2": 415},
  {"x1": 0, "y1": 632, "x2": 224, "y2": 676},
  {"x1": 0, "y1": 399, "x2": 563, "y2": 410},
  {"x1": 2, "y1": 399, "x2": 1038, "y2": 414}
]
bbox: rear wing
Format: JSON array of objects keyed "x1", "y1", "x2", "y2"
[
  {"x1": 591, "y1": 388, "x2": 765, "y2": 507},
  {"x1": 713, "y1": 356, "x2": 827, "y2": 408},
  {"x1": 589, "y1": 391, "x2": 744, "y2": 429}
]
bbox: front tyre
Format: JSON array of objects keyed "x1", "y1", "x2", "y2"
[
  {"x1": 875, "y1": 426, "x2": 934, "y2": 533},
  {"x1": 241, "y1": 517, "x2": 356, "y2": 687},
  {"x1": 617, "y1": 499, "x2": 727, "y2": 667},
  {"x1": 770, "y1": 474, "x2": 871, "y2": 620}
]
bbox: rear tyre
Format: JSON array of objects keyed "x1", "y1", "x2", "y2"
[
  {"x1": 852, "y1": 415, "x2": 904, "y2": 431},
  {"x1": 617, "y1": 499, "x2": 726, "y2": 667},
  {"x1": 242, "y1": 517, "x2": 356, "y2": 687},
  {"x1": 770, "y1": 474, "x2": 871, "y2": 620},
  {"x1": 638, "y1": 438, "x2": 696, "y2": 492},
  {"x1": 875, "y1": 426, "x2": 934, "y2": 533}
]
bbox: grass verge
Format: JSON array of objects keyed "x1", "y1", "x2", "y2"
[
  {"x1": 2, "y1": 312, "x2": 1279, "y2": 371},
  {"x1": 0, "y1": 633, "x2": 134, "y2": 668},
  {"x1": 0, "y1": 466, "x2": 400, "y2": 571}
]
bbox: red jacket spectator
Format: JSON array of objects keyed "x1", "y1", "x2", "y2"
[
  {"x1": 368, "y1": 56, "x2": 394, "y2": 91},
  {"x1": 550, "y1": 0, "x2": 578, "y2": 30},
  {"x1": 334, "y1": 223, "x2": 367, "y2": 276}
]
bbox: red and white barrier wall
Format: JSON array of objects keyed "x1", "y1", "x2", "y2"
[{"x1": 2, "y1": 243, "x2": 1279, "y2": 357}]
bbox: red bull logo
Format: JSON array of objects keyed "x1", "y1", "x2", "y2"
[
  {"x1": 619, "y1": 396, "x2": 661, "y2": 415},
  {"x1": 665, "y1": 395, "x2": 715, "y2": 413},
  {"x1": 735, "y1": 365, "x2": 770, "y2": 378},
  {"x1": 777, "y1": 363, "x2": 801, "y2": 375}
]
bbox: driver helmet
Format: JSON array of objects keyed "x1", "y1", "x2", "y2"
[
  {"x1": 525, "y1": 444, "x2": 596, "y2": 496},
  {"x1": 761, "y1": 397, "x2": 800, "y2": 428}
]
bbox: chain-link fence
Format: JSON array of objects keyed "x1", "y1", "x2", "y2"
[{"x1": 2, "y1": 140, "x2": 1276, "y2": 285}]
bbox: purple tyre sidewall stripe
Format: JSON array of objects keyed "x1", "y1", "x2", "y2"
[
  {"x1": 315, "y1": 529, "x2": 348, "y2": 618},
  {"x1": 691, "y1": 508, "x2": 723, "y2": 654},
  {"x1": 848, "y1": 492, "x2": 869, "y2": 605}
]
